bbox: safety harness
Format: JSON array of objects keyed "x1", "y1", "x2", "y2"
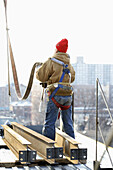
[{"x1": 49, "y1": 58, "x2": 72, "y2": 119}]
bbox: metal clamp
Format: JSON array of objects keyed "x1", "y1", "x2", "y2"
[
  {"x1": 71, "y1": 148, "x2": 87, "y2": 160},
  {"x1": 0, "y1": 128, "x2": 4, "y2": 137},
  {"x1": 19, "y1": 150, "x2": 36, "y2": 162},
  {"x1": 47, "y1": 147, "x2": 63, "y2": 159}
]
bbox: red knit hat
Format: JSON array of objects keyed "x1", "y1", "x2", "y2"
[{"x1": 56, "y1": 38, "x2": 68, "y2": 53}]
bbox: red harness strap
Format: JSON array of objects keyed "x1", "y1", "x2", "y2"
[
  {"x1": 52, "y1": 97, "x2": 71, "y2": 110},
  {"x1": 51, "y1": 97, "x2": 71, "y2": 119}
]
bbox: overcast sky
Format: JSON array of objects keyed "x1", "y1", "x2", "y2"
[{"x1": 0, "y1": 0, "x2": 113, "y2": 86}]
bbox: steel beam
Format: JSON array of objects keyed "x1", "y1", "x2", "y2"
[
  {"x1": 11, "y1": 122, "x2": 63, "y2": 164},
  {"x1": 2, "y1": 125, "x2": 36, "y2": 163},
  {"x1": 55, "y1": 128, "x2": 87, "y2": 164}
]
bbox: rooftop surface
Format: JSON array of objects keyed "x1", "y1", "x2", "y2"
[{"x1": 0, "y1": 131, "x2": 113, "y2": 169}]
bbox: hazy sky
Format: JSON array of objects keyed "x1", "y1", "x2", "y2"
[{"x1": 0, "y1": 0, "x2": 113, "y2": 86}]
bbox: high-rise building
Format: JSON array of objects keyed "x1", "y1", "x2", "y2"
[{"x1": 72, "y1": 57, "x2": 113, "y2": 85}]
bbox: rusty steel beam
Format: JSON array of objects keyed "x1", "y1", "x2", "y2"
[
  {"x1": 56, "y1": 129, "x2": 87, "y2": 164},
  {"x1": 11, "y1": 122, "x2": 63, "y2": 164},
  {"x1": 1, "y1": 125, "x2": 36, "y2": 163}
]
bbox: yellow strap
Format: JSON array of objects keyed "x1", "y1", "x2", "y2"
[
  {"x1": 8, "y1": 36, "x2": 42, "y2": 100},
  {"x1": 3, "y1": 0, "x2": 42, "y2": 100}
]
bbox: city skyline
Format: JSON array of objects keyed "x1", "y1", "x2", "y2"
[
  {"x1": 73, "y1": 56, "x2": 113, "y2": 86},
  {"x1": 1, "y1": 56, "x2": 113, "y2": 87}
]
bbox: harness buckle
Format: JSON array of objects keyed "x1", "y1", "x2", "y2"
[{"x1": 54, "y1": 83, "x2": 58, "y2": 88}]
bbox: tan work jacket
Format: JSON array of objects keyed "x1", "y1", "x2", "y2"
[{"x1": 36, "y1": 52, "x2": 75, "y2": 96}]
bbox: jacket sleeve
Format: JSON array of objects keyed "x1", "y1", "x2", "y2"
[{"x1": 36, "y1": 59, "x2": 53, "y2": 83}]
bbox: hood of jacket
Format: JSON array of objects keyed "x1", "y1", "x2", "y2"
[{"x1": 51, "y1": 52, "x2": 70, "y2": 65}]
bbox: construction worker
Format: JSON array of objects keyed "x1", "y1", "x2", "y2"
[{"x1": 36, "y1": 38, "x2": 75, "y2": 140}]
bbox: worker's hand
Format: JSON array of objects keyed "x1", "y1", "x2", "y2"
[{"x1": 40, "y1": 83, "x2": 47, "y2": 88}]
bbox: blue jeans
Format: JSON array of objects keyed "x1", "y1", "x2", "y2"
[{"x1": 42, "y1": 95, "x2": 75, "y2": 140}]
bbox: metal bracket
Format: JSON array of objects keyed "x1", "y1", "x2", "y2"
[
  {"x1": 71, "y1": 148, "x2": 87, "y2": 160},
  {"x1": 0, "y1": 128, "x2": 4, "y2": 137},
  {"x1": 19, "y1": 150, "x2": 36, "y2": 162},
  {"x1": 47, "y1": 147, "x2": 63, "y2": 159}
]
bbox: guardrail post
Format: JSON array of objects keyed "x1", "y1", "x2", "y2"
[
  {"x1": 96, "y1": 78, "x2": 99, "y2": 162},
  {"x1": 94, "y1": 78, "x2": 113, "y2": 169},
  {"x1": 93, "y1": 78, "x2": 100, "y2": 170}
]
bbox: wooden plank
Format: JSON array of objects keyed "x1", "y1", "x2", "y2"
[
  {"x1": 55, "y1": 128, "x2": 79, "y2": 164},
  {"x1": 11, "y1": 122, "x2": 60, "y2": 164},
  {"x1": 0, "y1": 162, "x2": 16, "y2": 168}
]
